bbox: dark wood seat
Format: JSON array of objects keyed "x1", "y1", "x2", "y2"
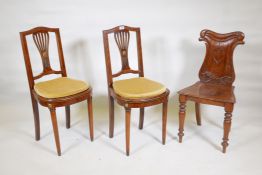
[
  {"x1": 179, "y1": 81, "x2": 235, "y2": 104},
  {"x1": 177, "y1": 29, "x2": 245, "y2": 153},
  {"x1": 20, "y1": 26, "x2": 94, "y2": 156},
  {"x1": 103, "y1": 25, "x2": 169, "y2": 156}
]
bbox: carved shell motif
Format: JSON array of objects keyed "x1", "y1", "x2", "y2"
[
  {"x1": 32, "y1": 32, "x2": 51, "y2": 71},
  {"x1": 114, "y1": 28, "x2": 131, "y2": 70}
]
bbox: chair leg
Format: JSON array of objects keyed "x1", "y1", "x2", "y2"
[
  {"x1": 65, "y1": 106, "x2": 70, "y2": 129},
  {"x1": 222, "y1": 103, "x2": 233, "y2": 153},
  {"x1": 138, "y1": 108, "x2": 144, "y2": 129},
  {"x1": 125, "y1": 107, "x2": 131, "y2": 156},
  {"x1": 87, "y1": 96, "x2": 94, "y2": 141},
  {"x1": 48, "y1": 106, "x2": 61, "y2": 156},
  {"x1": 162, "y1": 100, "x2": 168, "y2": 145},
  {"x1": 195, "y1": 103, "x2": 201, "y2": 126},
  {"x1": 30, "y1": 94, "x2": 40, "y2": 141},
  {"x1": 178, "y1": 95, "x2": 186, "y2": 143},
  {"x1": 109, "y1": 96, "x2": 114, "y2": 138}
]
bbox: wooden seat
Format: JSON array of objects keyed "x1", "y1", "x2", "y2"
[
  {"x1": 177, "y1": 29, "x2": 245, "y2": 153},
  {"x1": 178, "y1": 81, "x2": 235, "y2": 103},
  {"x1": 20, "y1": 27, "x2": 94, "y2": 156},
  {"x1": 103, "y1": 25, "x2": 169, "y2": 156}
]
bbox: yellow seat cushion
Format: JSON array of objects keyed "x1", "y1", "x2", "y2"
[
  {"x1": 34, "y1": 77, "x2": 89, "y2": 98},
  {"x1": 113, "y1": 77, "x2": 166, "y2": 99}
]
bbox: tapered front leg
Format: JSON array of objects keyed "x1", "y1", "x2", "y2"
[
  {"x1": 222, "y1": 103, "x2": 234, "y2": 153},
  {"x1": 31, "y1": 94, "x2": 40, "y2": 141},
  {"x1": 195, "y1": 103, "x2": 201, "y2": 126},
  {"x1": 138, "y1": 108, "x2": 144, "y2": 129},
  {"x1": 48, "y1": 105, "x2": 61, "y2": 156},
  {"x1": 125, "y1": 107, "x2": 131, "y2": 156},
  {"x1": 178, "y1": 95, "x2": 186, "y2": 143},
  {"x1": 65, "y1": 106, "x2": 70, "y2": 129},
  {"x1": 162, "y1": 100, "x2": 168, "y2": 145},
  {"x1": 109, "y1": 96, "x2": 114, "y2": 138},
  {"x1": 87, "y1": 96, "x2": 94, "y2": 141}
]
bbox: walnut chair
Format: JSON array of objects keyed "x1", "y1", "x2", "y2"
[
  {"x1": 20, "y1": 27, "x2": 94, "y2": 156},
  {"x1": 103, "y1": 25, "x2": 170, "y2": 156},
  {"x1": 177, "y1": 29, "x2": 245, "y2": 153}
]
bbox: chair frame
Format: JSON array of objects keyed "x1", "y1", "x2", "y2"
[
  {"x1": 177, "y1": 29, "x2": 245, "y2": 153},
  {"x1": 20, "y1": 26, "x2": 94, "y2": 156},
  {"x1": 103, "y1": 25, "x2": 169, "y2": 156}
]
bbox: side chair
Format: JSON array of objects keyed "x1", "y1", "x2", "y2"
[
  {"x1": 177, "y1": 29, "x2": 245, "y2": 153},
  {"x1": 20, "y1": 26, "x2": 94, "y2": 156},
  {"x1": 103, "y1": 25, "x2": 170, "y2": 156}
]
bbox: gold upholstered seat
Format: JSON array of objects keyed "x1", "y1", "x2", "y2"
[
  {"x1": 112, "y1": 77, "x2": 166, "y2": 99},
  {"x1": 34, "y1": 77, "x2": 89, "y2": 98}
]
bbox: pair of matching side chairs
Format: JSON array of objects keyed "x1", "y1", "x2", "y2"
[{"x1": 20, "y1": 25, "x2": 245, "y2": 156}]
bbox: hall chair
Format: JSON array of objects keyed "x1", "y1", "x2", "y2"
[
  {"x1": 177, "y1": 29, "x2": 245, "y2": 153},
  {"x1": 20, "y1": 26, "x2": 94, "y2": 156},
  {"x1": 103, "y1": 25, "x2": 170, "y2": 156}
]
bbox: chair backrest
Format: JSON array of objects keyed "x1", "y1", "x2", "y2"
[
  {"x1": 20, "y1": 26, "x2": 67, "y2": 90},
  {"x1": 103, "y1": 25, "x2": 144, "y2": 87},
  {"x1": 198, "y1": 29, "x2": 245, "y2": 86}
]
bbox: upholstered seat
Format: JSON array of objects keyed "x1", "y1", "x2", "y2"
[
  {"x1": 178, "y1": 81, "x2": 236, "y2": 103},
  {"x1": 113, "y1": 77, "x2": 166, "y2": 99},
  {"x1": 34, "y1": 77, "x2": 89, "y2": 98}
]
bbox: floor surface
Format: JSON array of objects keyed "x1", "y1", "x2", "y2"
[{"x1": 0, "y1": 94, "x2": 261, "y2": 175}]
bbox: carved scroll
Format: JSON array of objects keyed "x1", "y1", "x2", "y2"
[{"x1": 198, "y1": 30, "x2": 245, "y2": 85}]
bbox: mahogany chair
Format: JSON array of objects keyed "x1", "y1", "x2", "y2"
[
  {"x1": 177, "y1": 29, "x2": 245, "y2": 153},
  {"x1": 103, "y1": 25, "x2": 170, "y2": 156},
  {"x1": 20, "y1": 26, "x2": 94, "y2": 156}
]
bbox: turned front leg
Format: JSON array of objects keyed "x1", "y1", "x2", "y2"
[
  {"x1": 222, "y1": 103, "x2": 234, "y2": 153},
  {"x1": 178, "y1": 95, "x2": 186, "y2": 143}
]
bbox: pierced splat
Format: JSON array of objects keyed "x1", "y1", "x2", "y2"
[
  {"x1": 198, "y1": 30, "x2": 245, "y2": 85},
  {"x1": 32, "y1": 32, "x2": 52, "y2": 72},
  {"x1": 114, "y1": 30, "x2": 131, "y2": 71}
]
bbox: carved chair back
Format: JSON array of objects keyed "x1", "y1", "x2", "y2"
[
  {"x1": 198, "y1": 29, "x2": 245, "y2": 86},
  {"x1": 20, "y1": 27, "x2": 67, "y2": 90},
  {"x1": 103, "y1": 25, "x2": 144, "y2": 88}
]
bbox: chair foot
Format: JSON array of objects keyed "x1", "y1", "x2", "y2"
[
  {"x1": 48, "y1": 105, "x2": 61, "y2": 156},
  {"x1": 87, "y1": 96, "x2": 94, "y2": 141},
  {"x1": 221, "y1": 104, "x2": 233, "y2": 153},
  {"x1": 139, "y1": 108, "x2": 144, "y2": 130},
  {"x1": 109, "y1": 96, "x2": 114, "y2": 138},
  {"x1": 65, "y1": 106, "x2": 70, "y2": 129},
  {"x1": 125, "y1": 108, "x2": 131, "y2": 156},
  {"x1": 162, "y1": 101, "x2": 168, "y2": 145},
  {"x1": 195, "y1": 103, "x2": 201, "y2": 126},
  {"x1": 31, "y1": 94, "x2": 40, "y2": 141}
]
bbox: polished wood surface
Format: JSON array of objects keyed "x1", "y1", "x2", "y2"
[
  {"x1": 20, "y1": 26, "x2": 94, "y2": 156},
  {"x1": 103, "y1": 25, "x2": 169, "y2": 156},
  {"x1": 177, "y1": 29, "x2": 245, "y2": 153}
]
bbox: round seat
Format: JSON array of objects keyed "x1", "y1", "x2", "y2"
[
  {"x1": 34, "y1": 77, "x2": 89, "y2": 98},
  {"x1": 113, "y1": 77, "x2": 166, "y2": 99}
]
